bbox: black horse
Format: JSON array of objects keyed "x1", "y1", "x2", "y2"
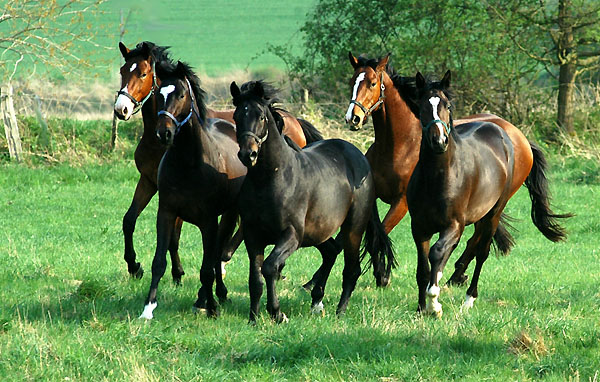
[
  {"x1": 231, "y1": 80, "x2": 395, "y2": 323},
  {"x1": 139, "y1": 61, "x2": 246, "y2": 319},
  {"x1": 407, "y1": 71, "x2": 571, "y2": 316}
]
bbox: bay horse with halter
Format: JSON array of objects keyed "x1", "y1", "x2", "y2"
[
  {"x1": 114, "y1": 41, "x2": 323, "y2": 284},
  {"x1": 139, "y1": 61, "x2": 247, "y2": 319},
  {"x1": 231, "y1": 80, "x2": 394, "y2": 322},
  {"x1": 408, "y1": 71, "x2": 571, "y2": 316},
  {"x1": 344, "y1": 52, "x2": 562, "y2": 287}
]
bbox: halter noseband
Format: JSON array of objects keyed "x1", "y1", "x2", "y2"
[
  {"x1": 350, "y1": 72, "x2": 386, "y2": 117},
  {"x1": 157, "y1": 78, "x2": 202, "y2": 135},
  {"x1": 117, "y1": 61, "x2": 158, "y2": 115},
  {"x1": 239, "y1": 114, "x2": 269, "y2": 146},
  {"x1": 421, "y1": 103, "x2": 454, "y2": 144}
]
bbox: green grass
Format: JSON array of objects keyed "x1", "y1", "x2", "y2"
[{"x1": 0, "y1": 153, "x2": 598, "y2": 381}]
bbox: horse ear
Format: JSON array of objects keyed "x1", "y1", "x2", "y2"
[
  {"x1": 140, "y1": 42, "x2": 151, "y2": 59},
  {"x1": 416, "y1": 72, "x2": 426, "y2": 90},
  {"x1": 176, "y1": 61, "x2": 186, "y2": 76},
  {"x1": 119, "y1": 42, "x2": 130, "y2": 58},
  {"x1": 376, "y1": 52, "x2": 391, "y2": 73},
  {"x1": 441, "y1": 70, "x2": 451, "y2": 89},
  {"x1": 254, "y1": 81, "x2": 265, "y2": 98},
  {"x1": 230, "y1": 81, "x2": 241, "y2": 100},
  {"x1": 348, "y1": 51, "x2": 359, "y2": 69}
]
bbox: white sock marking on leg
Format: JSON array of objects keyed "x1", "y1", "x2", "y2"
[{"x1": 139, "y1": 301, "x2": 157, "y2": 320}]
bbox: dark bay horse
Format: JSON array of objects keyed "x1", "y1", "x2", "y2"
[
  {"x1": 408, "y1": 71, "x2": 571, "y2": 316},
  {"x1": 231, "y1": 80, "x2": 394, "y2": 322},
  {"x1": 114, "y1": 41, "x2": 322, "y2": 283},
  {"x1": 344, "y1": 53, "x2": 544, "y2": 286},
  {"x1": 139, "y1": 61, "x2": 247, "y2": 319}
]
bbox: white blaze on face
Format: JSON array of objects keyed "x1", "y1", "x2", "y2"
[
  {"x1": 345, "y1": 72, "x2": 366, "y2": 122},
  {"x1": 160, "y1": 85, "x2": 176, "y2": 103},
  {"x1": 129, "y1": 63, "x2": 137, "y2": 72},
  {"x1": 428, "y1": 96, "x2": 445, "y2": 137},
  {"x1": 114, "y1": 85, "x2": 135, "y2": 120}
]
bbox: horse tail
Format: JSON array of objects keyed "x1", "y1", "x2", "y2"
[
  {"x1": 524, "y1": 141, "x2": 573, "y2": 242},
  {"x1": 297, "y1": 118, "x2": 324, "y2": 144},
  {"x1": 492, "y1": 213, "x2": 516, "y2": 256},
  {"x1": 361, "y1": 201, "x2": 396, "y2": 287}
]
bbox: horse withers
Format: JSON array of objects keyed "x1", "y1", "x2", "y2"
[
  {"x1": 231, "y1": 80, "x2": 395, "y2": 323},
  {"x1": 408, "y1": 71, "x2": 572, "y2": 316}
]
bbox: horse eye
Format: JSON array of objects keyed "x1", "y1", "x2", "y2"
[
  {"x1": 371, "y1": 82, "x2": 377, "y2": 88},
  {"x1": 140, "y1": 73, "x2": 147, "y2": 79},
  {"x1": 260, "y1": 115, "x2": 265, "y2": 121}
]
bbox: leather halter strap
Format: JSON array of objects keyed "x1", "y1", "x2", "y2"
[
  {"x1": 117, "y1": 61, "x2": 158, "y2": 115},
  {"x1": 239, "y1": 114, "x2": 269, "y2": 145},
  {"x1": 157, "y1": 77, "x2": 202, "y2": 135},
  {"x1": 349, "y1": 72, "x2": 386, "y2": 117}
]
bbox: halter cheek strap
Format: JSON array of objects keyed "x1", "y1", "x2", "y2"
[
  {"x1": 422, "y1": 119, "x2": 451, "y2": 136},
  {"x1": 117, "y1": 61, "x2": 158, "y2": 115},
  {"x1": 349, "y1": 72, "x2": 386, "y2": 117},
  {"x1": 239, "y1": 115, "x2": 269, "y2": 146},
  {"x1": 157, "y1": 78, "x2": 203, "y2": 135}
]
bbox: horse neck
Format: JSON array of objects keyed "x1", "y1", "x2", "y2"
[
  {"x1": 417, "y1": 132, "x2": 457, "y2": 181},
  {"x1": 171, "y1": 115, "x2": 213, "y2": 166},
  {"x1": 140, "y1": 84, "x2": 159, "y2": 140},
  {"x1": 371, "y1": 74, "x2": 421, "y2": 152}
]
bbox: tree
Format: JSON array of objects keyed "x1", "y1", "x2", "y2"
[
  {"x1": 0, "y1": 0, "x2": 107, "y2": 83},
  {"x1": 280, "y1": 0, "x2": 540, "y2": 124},
  {"x1": 487, "y1": 0, "x2": 600, "y2": 134}
]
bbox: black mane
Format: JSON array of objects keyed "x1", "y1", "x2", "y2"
[
  {"x1": 156, "y1": 60, "x2": 207, "y2": 124},
  {"x1": 354, "y1": 55, "x2": 420, "y2": 116}
]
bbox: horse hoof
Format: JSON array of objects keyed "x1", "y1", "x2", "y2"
[
  {"x1": 425, "y1": 301, "x2": 443, "y2": 318},
  {"x1": 217, "y1": 295, "x2": 229, "y2": 305},
  {"x1": 311, "y1": 301, "x2": 325, "y2": 316},
  {"x1": 139, "y1": 301, "x2": 157, "y2": 320},
  {"x1": 447, "y1": 274, "x2": 468, "y2": 287},
  {"x1": 275, "y1": 312, "x2": 289, "y2": 324},
  {"x1": 130, "y1": 263, "x2": 144, "y2": 279},
  {"x1": 302, "y1": 281, "x2": 315, "y2": 292}
]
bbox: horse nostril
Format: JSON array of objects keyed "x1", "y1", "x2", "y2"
[
  {"x1": 351, "y1": 115, "x2": 361, "y2": 126},
  {"x1": 123, "y1": 106, "x2": 129, "y2": 116},
  {"x1": 249, "y1": 150, "x2": 258, "y2": 162},
  {"x1": 166, "y1": 130, "x2": 172, "y2": 140}
]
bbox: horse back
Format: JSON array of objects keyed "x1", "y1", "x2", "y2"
[
  {"x1": 456, "y1": 113, "x2": 533, "y2": 198},
  {"x1": 206, "y1": 108, "x2": 235, "y2": 124}
]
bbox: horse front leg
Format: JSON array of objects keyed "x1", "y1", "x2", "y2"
[
  {"x1": 168, "y1": 217, "x2": 185, "y2": 285},
  {"x1": 244, "y1": 233, "x2": 265, "y2": 324},
  {"x1": 426, "y1": 222, "x2": 463, "y2": 317},
  {"x1": 302, "y1": 235, "x2": 342, "y2": 291},
  {"x1": 140, "y1": 206, "x2": 176, "y2": 319},
  {"x1": 123, "y1": 175, "x2": 157, "y2": 278},
  {"x1": 412, "y1": 226, "x2": 431, "y2": 314},
  {"x1": 262, "y1": 227, "x2": 299, "y2": 323},
  {"x1": 193, "y1": 218, "x2": 219, "y2": 318}
]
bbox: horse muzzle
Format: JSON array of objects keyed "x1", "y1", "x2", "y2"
[
  {"x1": 114, "y1": 95, "x2": 134, "y2": 121},
  {"x1": 238, "y1": 148, "x2": 258, "y2": 167},
  {"x1": 156, "y1": 128, "x2": 174, "y2": 146}
]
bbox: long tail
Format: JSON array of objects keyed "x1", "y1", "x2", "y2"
[
  {"x1": 492, "y1": 213, "x2": 516, "y2": 256},
  {"x1": 524, "y1": 142, "x2": 573, "y2": 242},
  {"x1": 361, "y1": 202, "x2": 396, "y2": 287},
  {"x1": 297, "y1": 118, "x2": 324, "y2": 144}
]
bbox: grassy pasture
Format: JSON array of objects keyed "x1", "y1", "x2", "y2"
[
  {"x1": 0, "y1": 152, "x2": 598, "y2": 381},
  {"x1": 50, "y1": 0, "x2": 317, "y2": 81}
]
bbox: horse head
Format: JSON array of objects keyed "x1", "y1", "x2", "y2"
[
  {"x1": 230, "y1": 80, "x2": 276, "y2": 167},
  {"x1": 155, "y1": 61, "x2": 200, "y2": 145},
  {"x1": 114, "y1": 42, "x2": 157, "y2": 120},
  {"x1": 345, "y1": 52, "x2": 389, "y2": 130},
  {"x1": 415, "y1": 70, "x2": 453, "y2": 154}
]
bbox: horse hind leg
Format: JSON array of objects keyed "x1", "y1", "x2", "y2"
[
  {"x1": 461, "y1": 215, "x2": 501, "y2": 313},
  {"x1": 168, "y1": 217, "x2": 185, "y2": 285},
  {"x1": 309, "y1": 238, "x2": 340, "y2": 316},
  {"x1": 123, "y1": 175, "x2": 157, "y2": 279},
  {"x1": 336, "y1": 226, "x2": 363, "y2": 316}
]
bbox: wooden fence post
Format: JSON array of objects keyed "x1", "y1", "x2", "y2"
[
  {"x1": 1, "y1": 84, "x2": 23, "y2": 162},
  {"x1": 110, "y1": 94, "x2": 119, "y2": 151}
]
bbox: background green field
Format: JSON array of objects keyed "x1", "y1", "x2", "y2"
[
  {"x1": 94, "y1": 0, "x2": 316, "y2": 79},
  {"x1": 0, "y1": 150, "x2": 598, "y2": 381}
]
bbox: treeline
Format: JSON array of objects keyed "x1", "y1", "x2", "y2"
[{"x1": 272, "y1": 0, "x2": 600, "y2": 140}]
